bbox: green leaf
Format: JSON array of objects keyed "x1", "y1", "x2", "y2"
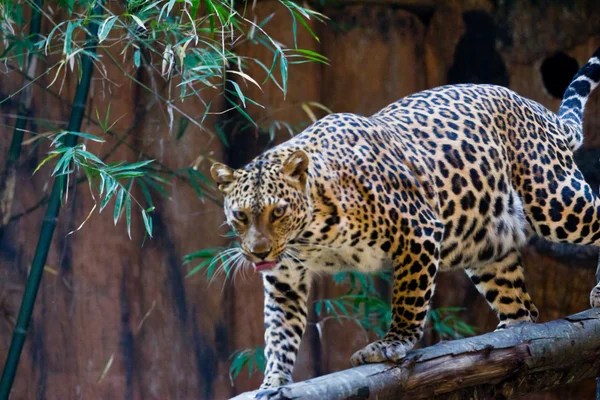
[
  {"x1": 108, "y1": 159, "x2": 154, "y2": 173},
  {"x1": 185, "y1": 259, "x2": 211, "y2": 278},
  {"x1": 53, "y1": 131, "x2": 105, "y2": 146},
  {"x1": 291, "y1": 9, "x2": 319, "y2": 43},
  {"x1": 33, "y1": 152, "x2": 61, "y2": 175},
  {"x1": 45, "y1": 20, "x2": 68, "y2": 55},
  {"x1": 214, "y1": 124, "x2": 230, "y2": 147},
  {"x1": 289, "y1": 8, "x2": 298, "y2": 48},
  {"x1": 190, "y1": 0, "x2": 200, "y2": 18},
  {"x1": 176, "y1": 116, "x2": 190, "y2": 140},
  {"x1": 183, "y1": 248, "x2": 218, "y2": 262},
  {"x1": 141, "y1": 209, "x2": 153, "y2": 237},
  {"x1": 280, "y1": 54, "x2": 288, "y2": 96},
  {"x1": 225, "y1": 98, "x2": 256, "y2": 127},
  {"x1": 64, "y1": 21, "x2": 74, "y2": 55},
  {"x1": 141, "y1": 176, "x2": 169, "y2": 198},
  {"x1": 263, "y1": 48, "x2": 280, "y2": 85},
  {"x1": 295, "y1": 49, "x2": 328, "y2": 63},
  {"x1": 98, "y1": 15, "x2": 118, "y2": 43},
  {"x1": 76, "y1": 149, "x2": 105, "y2": 165},
  {"x1": 134, "y1": 49, "x2": 141, "y2": 68},
  {"x1": 187, "y1": 169, "x2": 204, "y2": 200},
  {"x1": 125, "y1": 192, "x2": 132, "y2": 239},
  {"x1": 229, "y1": 80, "x2": 246, "y2": 108},
  {"x1": 188, "y1": 168, "x2": 213, "y2": 185},
  {"x1": 113, "y1": 188, "x2": 125, "y2": 225},
  {"x1": 138, "y1": 180, "x2": 154, "y2": 208},
  {"x1": 52, "y1": 148, "x2": 75, "y2": 176},
  {"x1": 99, "y1": 182, "x2": 117, "y2": 212}
]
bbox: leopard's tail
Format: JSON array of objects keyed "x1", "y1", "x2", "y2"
[{"x1": 558, "y1": 47, "x2": 600, "y2": 151}]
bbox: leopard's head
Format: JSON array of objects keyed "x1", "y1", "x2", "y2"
[{"x1": 210, "y1": 150, "x2": 311, "y2": 271}]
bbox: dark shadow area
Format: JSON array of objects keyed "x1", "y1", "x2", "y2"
[
  {"x1": 448, "y1": 10, "x2": 509, "y2": 87},
  {"x1": 540, "y1": 52, "x2": 579, "y2": 99}
]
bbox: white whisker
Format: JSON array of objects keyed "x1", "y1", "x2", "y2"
[{"x1": 207, "y1": 248, "x2": 242, "y2": 287}]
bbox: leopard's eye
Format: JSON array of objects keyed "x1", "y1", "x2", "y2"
[
  {"x1": 271, "y1": 205, "x2": 286, "y2": 220},
  {"x1": 232, "y1": 210, "x2": 248, "y2": 223}
]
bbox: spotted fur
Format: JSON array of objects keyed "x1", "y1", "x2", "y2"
[{"x1": 211, "y1": 48, "x2": 600, "y2": 392}]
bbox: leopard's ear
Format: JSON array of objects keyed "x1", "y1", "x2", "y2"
[
  {"x1": 281, "y1": 151, "x2": 309, "y2": 188},
  {"x1": 210, "y1": 162, "x2": 236, "y2": 194}
]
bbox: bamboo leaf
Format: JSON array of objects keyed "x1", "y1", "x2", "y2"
[
  {"x1": 33, "y1": 152, "x2": 61, "y2": 175},
  {"x1": 141, "y1": 209, "x2": 153, "y2": 237},
  {"x1": 64, "y1": 21, "x2": 74, "y2": 55},
  {"x1": 185, "y1": 259, "x2": 211, "y2": 278},
  {"x1": 228, "y1": 70, "x2": 262, "y2": 90},
  {"x1": 301, "y1": 103, "x2": 317, "y2": 123},
  {"x1": 141, "y1": 176, "x2": 169, "y2": 198},
  {"x1": 113, "y1": 188, "x2": 125, "y2": 225},
  {"x1": 98, "y1": 16, "x2": 118, "y2": 43},
  {"x1": 280, "y1": 54, "x2": 288, "y2": 96},
  {"x1": 67, "y1": 203, "x2": 97, "y2": 236},
  {"x1": 263, "y1": 48, "x2": 280, "y2": 85},
  {"x1": 214, "y1": 124, "x2": 230, "y2": 147},
  {"x1": 131, "y1": 15, "x2": 146, "y2": 30},
  {"x1": 108, "y1": 159, "x2": 154, "y2": 173},
  {"x1": 190, "y1": 0, "x2": 200, "y2": 18},
  {"x1": 177, "y1": 116, "x2": 190, "y2": 140},
  {"x1": 183, "y1": 248, "x2": 218, "y2": 262},
  {"x1": 134, "y1": 49, "x2": 141, "y2": 68},
  {"x1": 125, "y1": 192, "x2": 132, "y2": 239},
  {"x1": 291, "y1": 10, "x2": 319, "y2": 43},
  {"x1": 97, "y1": 353, "x2": 115, "y2": 384},
  {"x1": 229, "y1": 80, "x2": 246, "y2": 108},
  {"x1": 307, "y1": 101, "x2": 333, "y2": 115},
  {"x1": 138, "y1": 180, "x2": 154, "y2": 208},
  {"x1": 57, "y1": 131, "x2": 105, "y2": 144},
  {"x1": 99, "y1": 184, "x2": 116, "y2": 212}
]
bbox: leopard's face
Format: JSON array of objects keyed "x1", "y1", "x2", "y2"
[{"x1": 210, "y1": 151, "x2": 311, "y2": 269}]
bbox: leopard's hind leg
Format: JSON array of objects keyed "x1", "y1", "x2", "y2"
[{"x1": 466, "y1": 250, "x2": 539, "y2": 329}]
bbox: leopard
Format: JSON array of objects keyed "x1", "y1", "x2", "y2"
[{"x1": 210, "y1": 47, "x2": 600, "y2": 396}]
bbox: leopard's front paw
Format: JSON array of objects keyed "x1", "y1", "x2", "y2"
[
  {"x1": 256, "y1": 374, "x2": 292, "y2": 400},
  {"x1": 259, "y1": 373, "x2": 292, "y2": 390},
  {"x1": 350, "y1": 339, "x2": 413, "y2": 366},
  {"x1": 255, "y1": 387, "x2": 291, "y2": 400}
]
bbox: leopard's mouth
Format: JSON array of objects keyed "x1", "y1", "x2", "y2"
[{"x1": 254, "y1": 261, "x2": 277, "y2": 272}]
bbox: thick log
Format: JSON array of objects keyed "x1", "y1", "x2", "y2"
[{"x1": 232, "y1": 309, "x2": 600, "y2": 399}]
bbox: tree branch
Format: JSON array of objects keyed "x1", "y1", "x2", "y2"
[{"x1": 232, "y1": 309, "x2": 600, "y2": 399}]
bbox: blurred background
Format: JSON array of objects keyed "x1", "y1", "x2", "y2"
[{"x1": 1, "y1": 0, "x2": 600, "y2": 399}]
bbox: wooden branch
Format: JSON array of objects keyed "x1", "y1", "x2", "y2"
[{"x1": 232, "y1": 309, "x2": 600, "y2": 399}]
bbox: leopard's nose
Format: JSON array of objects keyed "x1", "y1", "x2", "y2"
[{"x1": 251, "y1": 250, "x2": 271, "y2": 260}]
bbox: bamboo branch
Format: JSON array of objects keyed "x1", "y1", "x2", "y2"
[
  {"x1": 232, "y1": 309, "x2": 600, "y2": 400},
  {"x1": 0, "y1": 2, "x2": 103, "y2": 397}
]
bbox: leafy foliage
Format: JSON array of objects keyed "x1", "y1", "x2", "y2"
[
  {"x1": 1, "y1": 0, "x2": 328, "y2": 238},
  {"x1": 34, "y1": 131, "x2": 157, "y2": 237},
  {"x1": 428, "y1": 307, "x2": 477, "y2": 340},
  {"x1": 3, "y1": 0, "x2": 328, "y2": 121},
  {"x1": 182, "y1": 240, "x2": 241, "y2": 279},
  {"x1": 229, "y1": 346, "x2": 266, "y2": 384}
]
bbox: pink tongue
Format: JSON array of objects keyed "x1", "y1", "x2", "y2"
[{"x1": 254, "y1": 261, "x2": 277, "y2": 271}]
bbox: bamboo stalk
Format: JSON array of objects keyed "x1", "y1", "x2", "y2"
[
  {"x1": 0, "y1": 2, "x2": 103, "y2": 397},
  {"x1": 0, "y1": 0, "x2": 43, "y2": 227}
]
